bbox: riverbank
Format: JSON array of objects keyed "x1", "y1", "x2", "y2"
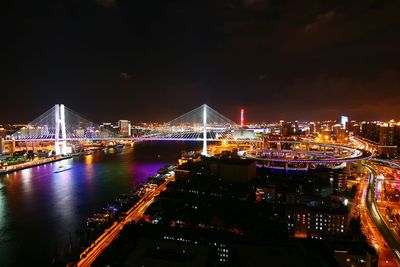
[
  {"x1": 51, "y1": 163, "x2": 176, "y2": 266},
  {"x1": 0, "y1": 155, "x2": 73, "y2": 175},
  {"x1": 0, "y1": 142, "x2": 200, "y2": 266}
]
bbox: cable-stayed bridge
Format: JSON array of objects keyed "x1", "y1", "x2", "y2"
[{"x1": 9, "y1": 104, "x2": 260, "y2": 155}]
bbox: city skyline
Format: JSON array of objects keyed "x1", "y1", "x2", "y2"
[
  {"x1": 2, "y1": 0, "x2": 400, "y2": 122},
  {"x1": 2, "y1": 102, "x2": 400, "y2": 125},
  {"x1": 3, "y1": 1, "x2": 400, "y2": 266}
]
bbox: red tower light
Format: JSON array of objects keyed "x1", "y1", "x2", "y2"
[{"x1": 240, "y1": 108, "x2": 244, "y2": 127}]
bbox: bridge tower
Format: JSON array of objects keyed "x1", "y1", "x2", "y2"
[
  {"x1": 202, "y1": 104, "x2": 208, "y2": 156},
  {"x1": 54, "y1": 104, "x2": 67, "y2": 155}
]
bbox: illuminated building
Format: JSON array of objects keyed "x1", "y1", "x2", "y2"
[
  {"x1": 341, "y1": 116, "x2": 348, "y2": 129},
  {"x1": 348, "y1": 122, "x2": 360, "y2": 136},
  {"x1": 319, "y1": 130, "x2": 332, "y2": 141},
  {"x1": 0, "y1": 127, "x2": 6, "y2": 138},
  {"x1": 287, "y1": 204, "x2": 349, "y2": 239},
  {"x1": 395, "y1": 124, "x2": 400, "y2": 148},
  {"x1": 360, "y1": 122, "x2": 379, "y2": 143},
  {"x1": 232, "y1": 129, "x2": 256, "y2": 139},
  {"x1": 294, "y1": 120, "x2": 299, "y2": 133},
  {"x1": 332, "y1": 241, "x2": 378, "y2": 267},
  {"x1": 327, "y1": 121, "x2": 334, "y2": 131},
  {"x1": 330, "y1": 170, "x2": 347, "y2": 192},
  {"x1": 315, "y1": 122, "x2": 321, "y2": 133},
  {"x1": 332, "y1": 124, "x2": 343, "y2": 140},
  {"x1": 100, "y1": 122, "x2": 119, "y2": 137},
  {"x1": 0, "y1": 137, "x2": 3, "y2": 155},
  {"x1": 255, "y1": 185, "x2": 276, "y2": 202},
  {"x1": 378, "y1": 124, "x2": 397, "y2": 157},
  {"x1": 379, "y1": 124, "x2": 394, "y2": 146},
  {"x1": 309, "y1": 122, "x2": 315, "y2": 134},
  {"x1": 280, "y1": 121, "x2": 294, "y2": 136},
  {"x1": 118, "y1": 120, "x2": 131, "y2": 137},
  {"x1": 100, "y1": 122, "x2": 116, "y2": 131},
  {"x1": 336, "y1": 128, "x2": 348, "y2": 143}
]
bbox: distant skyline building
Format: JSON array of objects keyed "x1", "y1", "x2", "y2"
[
  {"x1": 0, "y1": 137, "x2": 3, "y2": 155},
  {"x1": 379, "y1": 124, "x2": 395, "y2": 146},
  {"x1": 332, "y1": 124, "x2": 342, "y2": 137},
  {"x1": 100, "y1": 122, "x2": 118, "y2": 131},
  {"x1": 341, "y1": 116, "x2": 349, "y2": 129},
  {"x1": 360, "y1": 122, "x2": 380, "y2": 143},
  {"x1": 309, "y1": 122, "x2": 315, "y2": 134},
  {"x1": 118, "y1": 120, "x2": 131, "y2": 137},
  {"x1": 294, "y1": 120, "x2": 299, "y2": 133}
]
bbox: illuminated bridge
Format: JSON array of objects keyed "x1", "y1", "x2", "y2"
[{"x1": 9, "y1": 104, "x2": 261, "y2": 156}]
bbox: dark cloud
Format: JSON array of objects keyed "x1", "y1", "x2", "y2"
[
  {"x1": 1, "y1": 0, "x2": 400, "y2": 122},
  {"x1": 259, "y1": 69, "x2": 400, "y2": 121},
  {"x1": 243, "y1": 0, "x2": 271, "y2": 12},
  {"x1": 96, "y1": 0, "x2": 117, "y2": 8},
  {"x1": 304, "y1": 10, "x2": 336, "y2": 32},
  {"x1": 119, "y1": 72, "x2": 132, "y2": 81}
]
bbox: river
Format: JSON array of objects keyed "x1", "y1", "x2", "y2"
[{"x1": 0, "y1": 142, "x2": 200, "y2": 266}]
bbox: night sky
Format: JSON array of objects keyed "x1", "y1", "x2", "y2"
[{"x1": 2, "y1": 0, "x2": 400, "y2": 123}]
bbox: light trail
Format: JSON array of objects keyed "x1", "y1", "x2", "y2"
[
  {"x1": 76, "y1": 175, "x2": 174, "y2": 267},
  {"x1": 241, "y1": 141, "x2": 371, "y2": 165},
  {"x1": 363, "y1": 164, "x2": 400, "y2": 266}
]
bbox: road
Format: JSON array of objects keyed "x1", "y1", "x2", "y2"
[
  {"x1": 364, "y1": 164, "x2": 400, "y2": 266},
  {"x1": 76, "y1": 175, "x2": 174, "y2": 267}
]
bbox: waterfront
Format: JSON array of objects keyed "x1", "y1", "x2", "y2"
[{"x1": 0, "y1": 142, "x2": 200, "y2": 266}]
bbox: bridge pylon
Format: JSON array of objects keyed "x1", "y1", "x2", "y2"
[
  {"x1": 54, "y1": 104, "x2": 67, "y2": 155},
  {"x1": 202, "y1": 104, "x2": 207, "y2": 156}
]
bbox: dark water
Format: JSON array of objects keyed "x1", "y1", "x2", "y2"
[{"x1": 0, "y1": 142, "x2": 200, "y2": 266}]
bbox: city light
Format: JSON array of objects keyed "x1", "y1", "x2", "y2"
[{"x1": 2, "y1": 2, "x2": 400, "y2": 265}]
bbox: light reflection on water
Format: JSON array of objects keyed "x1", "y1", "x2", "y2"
[{"x1": 0, "y1": 142, "x2": 200, "y2": 266}]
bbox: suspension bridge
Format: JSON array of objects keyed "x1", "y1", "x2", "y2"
[{"x1": 8, "y1": 104, "x2": 260, "y2": 156}]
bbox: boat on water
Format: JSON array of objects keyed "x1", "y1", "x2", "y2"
[{"x1": 54, "y1": 165, "x2": 72, "y2": 173}]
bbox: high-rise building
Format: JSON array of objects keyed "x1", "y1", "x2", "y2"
[
  {"x1": 100, "y1": 122, "x2": 119, "y2": 137},
  {"x1": 379, "y1": 124, "x2": 394, "y2": 146},
  {"x1": 315, "y1": 122, "x2": 321, "y2": 133},
  {"x1": 360, "y1": 122, "x2": 379, "y2": 143},
  {"x1": 118, "y1": 120, "x2": 131, "y2": 137},
  {"x1": 395, "y1": 124, "x2": 400, "y2": 147},
  {"x1": 348, "y1": 122, "x2": 360, "y2": 136},
  {"x1": 327, "y1": 121, "x2": 334, "y2": 131},
  {"x1": 280, "y1": 121, "x2": 294, "y2": 136},
  {"x1": 294, "y1": 121, "x2": 299, "y2": 133},
  {"x1": 340, "y1": 116, "x2": 348, "y2": 129},
  {"x1": 100, "y1": 122, "x2": 118, "y2": 131},
  {"x1": 287, "y1": 204, "x2": 349, "y2": 239},
  {"x1": 309, "y1": 122, "x2": 315, "y2": 134},
  {"x1": 0, "y1": 137, "x2": 3, "y2": 155},
  {"x1": 336, "y1": 128, "x2": 348, "y2": 143},
  {"x1": 332, "y1": 124, "x2": 343, "y2": 137},
  {"x1": 0, "y1": 127, "x2": 6, "y2": 138},
  {"x1": 330, "y1": 170, "x2": 347, "y2": 192}
]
